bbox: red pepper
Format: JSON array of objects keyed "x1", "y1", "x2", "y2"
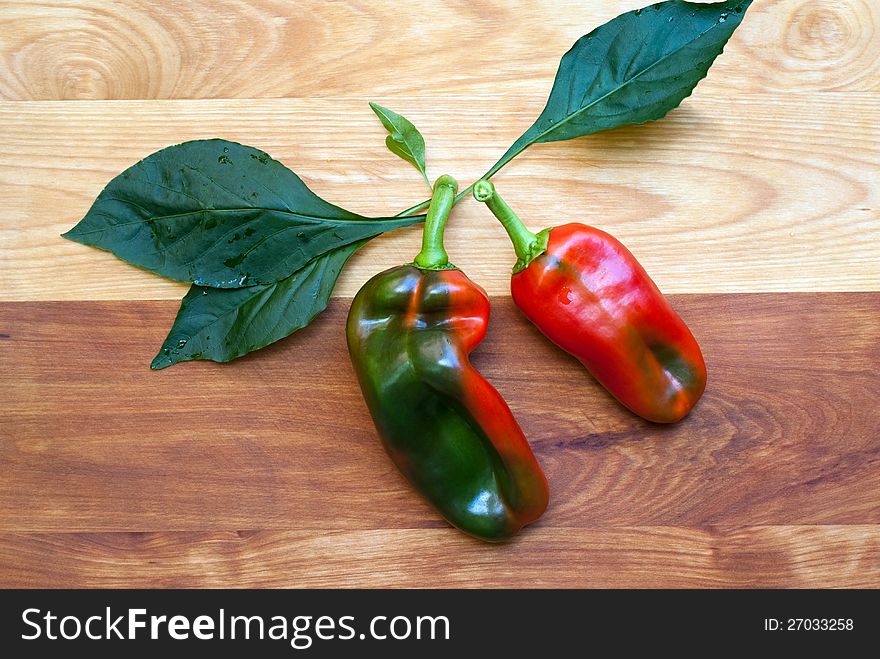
[{"x1": 474, "y1": 180, "x2": 706, "y2": 424}]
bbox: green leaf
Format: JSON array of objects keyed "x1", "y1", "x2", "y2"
[
  {"x1": 369, "y1": 102, "x2": 431, "y2": 189},
  {"x1": 484, "y1": 0, "x2": 752, "y2": 178},
  {"x1": 151, "y1": 240, "x2": 365, "y2": 369},
  {"x1": 63, "y1": 139, "x2": 421, "y2": 288}
]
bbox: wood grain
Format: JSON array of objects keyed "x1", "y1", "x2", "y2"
[
  {"x1": 2, "y1": 0, "x2": 878, "y2": 590},
  {"x1": 1, "y1": 526, "x2": 877, "y2": 588},
  {"x1": 1, "y1": 0, "x2": 878, "y2": 101},
  {"x1": 2, "y1": 92, "x2": 878, "y2": 301},
  {"x1": 1, "y1": 293, "x2": 878, "y2": 586}
]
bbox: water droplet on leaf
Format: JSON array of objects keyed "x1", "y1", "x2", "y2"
[{"x1": 177, "y1": 339, "x2": 187, "y2": 348}]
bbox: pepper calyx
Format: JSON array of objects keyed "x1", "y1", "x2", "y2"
[
  {"x1": 513, "y1": 227, "x2": 551, "y2": 274},
  {"x1": 409, "y1": 260, "x2": 459, "y2": 271}
]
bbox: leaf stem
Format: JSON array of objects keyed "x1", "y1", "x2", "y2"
[
  {"x1": 481, "y1": 140, "x2": 529, "y2": 183},
  {"x1": 419, "y1": 170, "x2": 433, "y2": 193},
  {"x1": 396, "y1": 198, "x2": 431, "y2": 217},
  {"x1": 413, "y1": 175, "x2": 458, "y2": 270}
]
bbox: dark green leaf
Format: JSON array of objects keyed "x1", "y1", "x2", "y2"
[
  {"x1": 369, "y1": 102, "x2": 431, "y2": 188},
  {"x1": 151, "y1": 240, "x2": 365, "y2": 369},
  {"x1": 484, "y1": 0, "x2": 751, "y2": 178},
  {"x1": 63, "y1": 139, "x2": 421, "y2": 288}
]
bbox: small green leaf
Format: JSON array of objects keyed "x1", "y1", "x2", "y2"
[
  {"x1": 369, "y1": 102, "x2": 431, "y2": 189},
  {"x1": 484, "y1": 0, "x2": 752, "y2": 178},
  {"x1": 63, "y1": 139, "x2": 421, "y2": 288},
  {"x1": 151, "y1": 240, "x2": 365, "y2": 369}
]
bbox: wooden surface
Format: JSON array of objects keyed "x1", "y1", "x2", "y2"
[
  {"x1": 2, "y1": 294, "x2": 879, "y2": 587},
  {"x1": 1, "y1": 0, "x2": 879, "y2": 587},
  {"x1": 2, "y1": 93, "x2": 878, "y2": 300}
]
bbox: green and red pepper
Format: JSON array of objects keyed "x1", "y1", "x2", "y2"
[{"x1": 347, "y1": 176, "x2": 549, "y2": 541}]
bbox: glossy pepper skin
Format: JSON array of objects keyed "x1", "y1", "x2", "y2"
[
  {"x1": 346, "y1": 176, "x2": 548, "y2": 541},
  {"x1": 347, "y1": 266, "x2": 549, "y2": 540},
  {"x1": 474, "y1": 180, "x2": 706, "y2": 424}
]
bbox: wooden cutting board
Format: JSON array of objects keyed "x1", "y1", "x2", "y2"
[{"x1": 1, "y1": 0, "x2": 878, "y2": 587}]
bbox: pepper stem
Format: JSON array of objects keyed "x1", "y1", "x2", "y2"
[
  {"x1": 473, "y1": 180, "x2": 549, "y2": 273},
  {"x1": 413, "y1": 174, "x2": 458, "y2": 270}
]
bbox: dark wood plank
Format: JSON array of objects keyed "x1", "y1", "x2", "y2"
[
  {"x1": 1, "y1": 526, "x2": 877, "y2": 588},
  {"x1": 1, "y1": 294, "x2": 878, "y2": 535}
]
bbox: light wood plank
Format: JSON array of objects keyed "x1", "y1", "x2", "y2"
[
  {"x1": 1, "y1": 526, "x2": 877, "y2": 588},
  {"x1": 1, "y1": 93, "x2": 878, "y2": 301},
  {"x1": 2, "y1": 294, "x2": 877, "y2": 533},
  {"x1": 1, "y1": 1, "x2": 877, "y2": 101}
]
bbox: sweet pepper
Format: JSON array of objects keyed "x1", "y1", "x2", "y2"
[
  {"x1": 473, "y1": 179, "x2": 706, "y2": 424},
  {"x1": 347, "y1": 175, "x2": 549, "y2": 541}
]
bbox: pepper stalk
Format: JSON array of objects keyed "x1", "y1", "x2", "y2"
[
  {"x1": 473, "y1": 180, "x2": 550, "y2": 274},
  {"x1": 413, "y1": 174, "x2": 459, "y2": 270}
]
